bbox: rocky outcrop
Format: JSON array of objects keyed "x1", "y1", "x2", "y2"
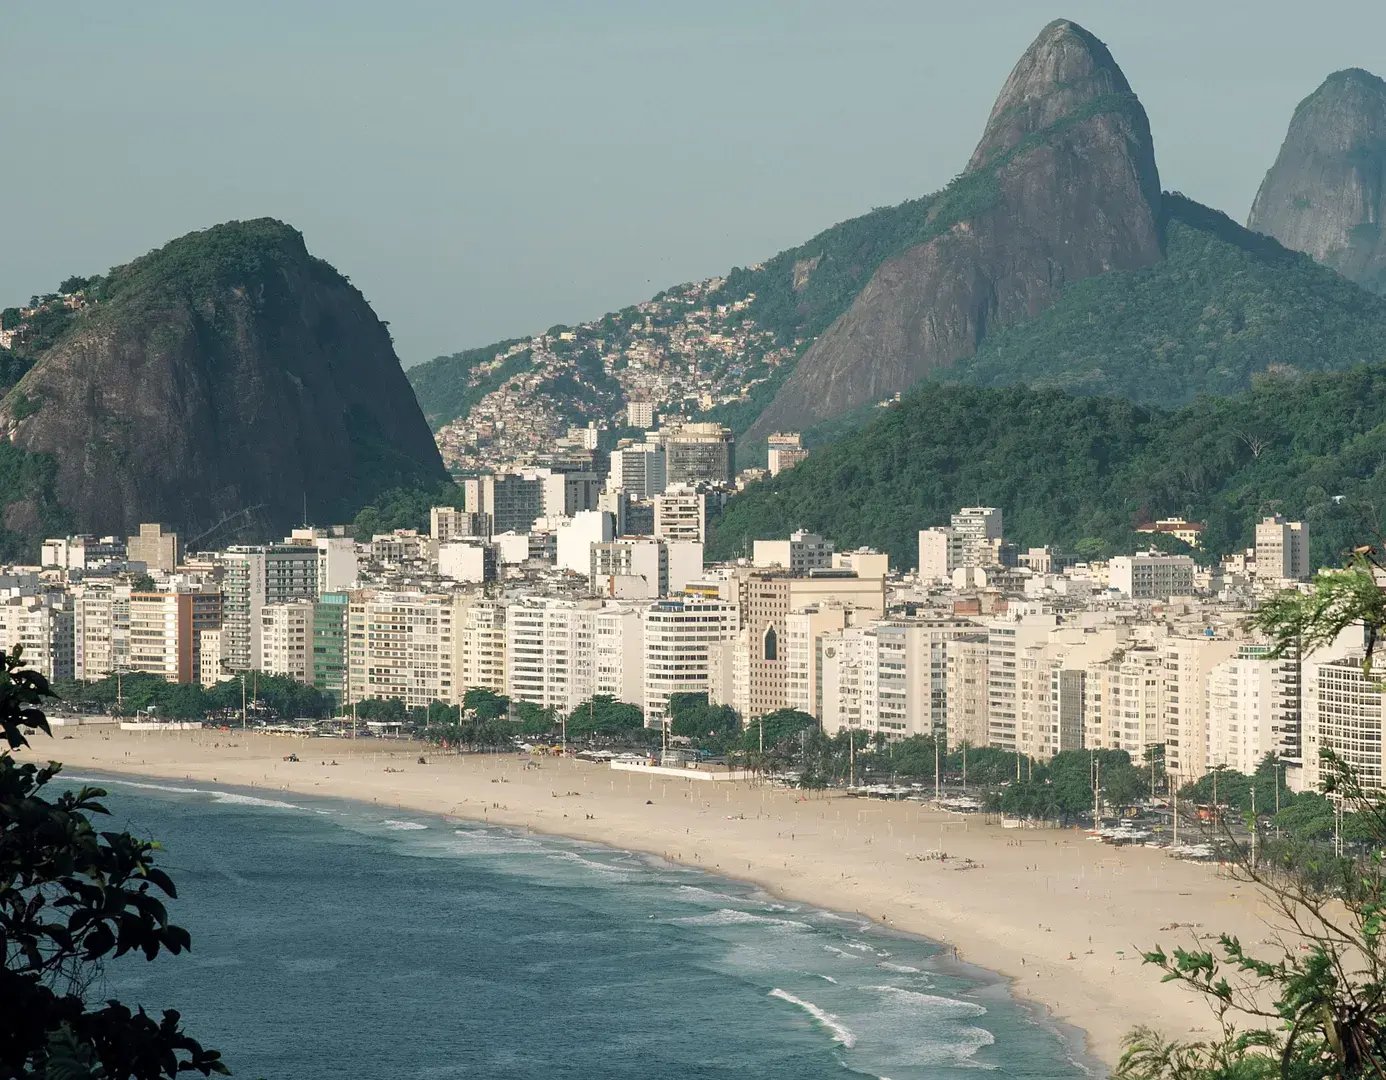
[
  {"x1": 1248, "y1": 68, "x2": 1386, "y2": 293},
  {"x1": 0, "y1": 220, "x2": 447, "y2": 544},
  {"x1": 747, "y1": 18, "x2": 1163, "y2": 440}
]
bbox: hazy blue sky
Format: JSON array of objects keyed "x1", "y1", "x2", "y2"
[{"x1": 5, "y1": 1, "x2": 1384, "y2": 366}]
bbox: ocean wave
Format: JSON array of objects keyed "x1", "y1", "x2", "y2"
[
  {"x1": 823, "y1": 944, "x2": 861, "y2": 960},
  {"x1": 768, "y1": 989, "x2": 856, "y2": 1048},
  {"x1": 877, "y1": 961, "x2": 922, "y2": 974},
  {"x1": 68, "y1": 776, "x2": 300, "y2": 810},
  {"x1": 860, "y1": 985, "x2": 987, "y2": 1018},
  {"x1": 676, "y1": 908, "x2": 809, "y2": 932},
  {"x1": 816, "y1": 974, "x2": 838, "y2": 983},
  {"x1": 380, "y1": 820, "x2": 428, "y2": 831},
  {"x1": 544, "y1": 849, "x2": 631, "y2": 877},
  {"x1": 674, "y1": 884, "x2": 745, "y2": 905}
]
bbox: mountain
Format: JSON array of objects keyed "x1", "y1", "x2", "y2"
[
  {"x1": 746, "y1": 18, "x2": 1163, "y2": 441},
  {"x1": 0, "y1": 220, "x2": 447, "y2": 551},
  {"x1": 1249, "y1": 68, "x2": 1386, "y2": 293},
  {"x1": 709, "y1": 366, "x2": 1386, "y2": 572},
  {"x1": 412, "y1": 20, "x2": 1386, "y2": 469}
]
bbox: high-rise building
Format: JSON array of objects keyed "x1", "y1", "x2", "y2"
[
  {"x1": 766, "y1": 432, "x2": 808, "y2": 476},
  {"x1": 504, "y1": 597, "x2": 644, "y2": 715},
  {"x1": 1303, "y1": 653, "x2": 1386, "y2": 795},
  {"x1": 658, "y1": 422, "x2": 734, "y2": 488},
  {"x1": 458, "y1": 596, "x2": 507, "y2": 695},
  {"x1": 312, "y1": 592, "x2": 349, "y2": 705},
  {"x1": 430, "y1": 505, "x2": 492, "y2": 543},
  {"x1": 1254, "y1": 515, "x2": 1310, "y2": 582},
  {"x1": 607, "y1": 443, "x2": 667, "y2": 498},
  {"x1": 0, "y1": 594, "x2": 73, "y2": 681},
  {"x1": 259, "y1": 600, "x2": 313, "y2": 683},
  {"x1": 221, "y1": 545, "x2": 320, "y2": 671},
  {"x1": 347, "y1": 591, "x2": 464, "y2": 708},
  {"x1": 126, "y1": 523, "x2": 181, "y2": 574},
  {"x1": 626, "y1": 399, "x2": 655, "y2": 429},
  {"x1": 591, "y1": 537, "x2": 668, "y2": 598},
  {"x1": 73, "y1": 580, "x2": 131, "y2": 681},
  {"x1": 126, "y1": 588, "x2": 221, "y2": 685},
  {"x1": 642, "y1": 597, "x2": 739, "y2": 729},
  {"x1": 654, "y1": 486, "x2": 708, "y2": 544}
]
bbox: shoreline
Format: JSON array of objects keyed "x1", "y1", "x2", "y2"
[{"x1": 26, "y1": 727, "x2": 1282, "y2": 1072}]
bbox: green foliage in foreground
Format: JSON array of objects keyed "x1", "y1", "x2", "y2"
[
  {"x1": 1117, "y1": 556, "x2": 1386, "y2": 1079},
  {"x1": 1, "y1": 649, "x2": 226, "y2": 1078},
  {"x1": 711, "y1": 365, "x2": 1386, "y2": 570}
]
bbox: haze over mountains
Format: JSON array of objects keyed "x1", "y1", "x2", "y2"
[
  {"x1": 1249, "y1": 67, "x2": 1386, "y2": 293},
  {"x1": 408, "y1": 19, "x2": 1386, "y2": 471}
]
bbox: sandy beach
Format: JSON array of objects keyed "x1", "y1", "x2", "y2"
[{"x1": 24, "y1": 725, "x2": 1292, "y2": 1072}]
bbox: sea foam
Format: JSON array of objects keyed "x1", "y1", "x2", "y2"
[{"x1": 768, "y1": 989, "x2": 857, "y2": 1047}]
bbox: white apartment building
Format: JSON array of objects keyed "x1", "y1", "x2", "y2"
[
  {"x1": 1207, "y1": 647, "x2": 1293, "y2": 778},
  {"x1": 505, "y1": 597, "x2": 646, "y2": 715},
  {"x1": 626, "y1": 399, "x2": 655, "y2": 429},
  {"x1": 0, "y1": 595, "x2": 73, "y2": 681},
  {"x1": 73, "y1": 581, "x2": 131, "y2": 681},
  {"x1": 819, "y1": 625, "x2": 867, "y2": 736},
  {"x1": 1303, "y1": 653, "x2": 1386, "y2": 795},
  {"x1": 557, "y1": 511, "x2": 615, "y2": 575},
  {"x1": 642, "y1": 597, "x2": 739, "y2": 729},
  {"x1": 1084, "y1": 643, "x2": 1165, "y2": 758},
  {"x1": 591, "y1": 538, "x2": 668, "y2": 599},
  {"x1": 1254, "y1": 515, "x2": 1310, "y2": 582},
  {"x1": 859, "y1": 620, "x2": 931, "y2": 739},
  {"x1": 438, "y1": 541, "x2": 497, "y2": 584},
  {"x1": 753, "y1": 531, "x2": 833, "y2": 574},
  {"x1": 458, "y1": 596, "x2": 506, "y2": 694},
  {"x1": 347, "y1": 591, "x2": 464, "y2": 708},
  {"x1": 1161, "y1": 634, "x2": 1241, "y2": 782},
  {"x1": 654, "y1": 486, "x2": 708, "y2": 544},
  {"x1": 985, "y1": 615, "x2": 1058, "y2": 751},
  {"x1": 259, "y1": 600, "x2": 313, "y2": 683},
  {"x1": 1109, "y1": 552, "x2": 1196, "y2": 599}
]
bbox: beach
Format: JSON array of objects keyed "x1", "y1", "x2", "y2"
[{"x1": 28, "y1": 726, "x2": 1288, "y2": 1071}]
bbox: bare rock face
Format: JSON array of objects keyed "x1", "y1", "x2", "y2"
[
  {"x1": 747, "y1": 19, "x2": 1163, "y2": 439},
  {"x1": 1248, "y1": 68, "x2": 1386, "y2": 293},
  {"x1": 0, "y1": 220, "x2": 447, "y2": 543}
]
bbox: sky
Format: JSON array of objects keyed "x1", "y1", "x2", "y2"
[{"x1": 5, "y1": 1, "x2": 1386, "y2": 367}]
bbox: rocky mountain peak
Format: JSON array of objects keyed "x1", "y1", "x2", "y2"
[
  {"x1": 745, "y1": 18, "x2": 1162, "y2": 440},
  {"x1": 1248, "y1": 67, "x2": 1386, "y2": 292},
  {"x1": 967, "y1": 19, "x2": 1141, "y2": 172}
]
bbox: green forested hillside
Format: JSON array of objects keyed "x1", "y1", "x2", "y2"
[
  {"x1": 709, "y1": 368, "x2": 1386, "y2": 569},
  {"x1": 941, "y1": 195, "x2": 1386, "y2": 406}
]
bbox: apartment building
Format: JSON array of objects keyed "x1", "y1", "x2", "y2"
[
  {"x1": 458, "y1": 595, "x2": 507, "y2": 694},
  {"x1": 312, "y1": 592, "x2": 349, "y2": 705},
  {"x1": 658, "y1": 422, "x2": 734, "y2": 488},
  {"x1": 944, "y1": 634, "x2": 989, "y2": 748},
  {"x1": 653, "y1": 486, "x2": 708, "y2": 544},
  {"x1": 504, "y1": 597, "x2": 645, "y2": 715},
  {"x1": 73, "y1": 580, "x2": 131, "y2": 681},
  {"x1": 1109, "y1": 553, "x2": 1196, "y2": 599},
  {"x1": 126, "y1": 523, "x2": 180, "y2": 574},
  {"x1": 642, "y1": 597, "x2": 739, "y2": 729},
  {"x1": 766, "y1": 432, "x2": 807, "y2": 476},
  {"x1": 753, "y1": 531, "x2": 833, "y2": 574},
  {"x1": 1254, "y1": 515, "x2": 1310, "y2": 582},
  {"x1": 0, "y1": 594, "x2": 73, "y2": 681},
  {"x1": 260, "y1": 600, "x2": 313, "y2": 684},
  {"x1": 430, "y1": 506, "x2": 491, "y2": 543},
  {"x1": 607, "y1": 442, "x2": 667, "y2": 498},
  {"x1": 347, "y1": 591, "x2": 464, "y2": 708},
  {"x1": 221, "y1": 545, "x2": 319, "y2": 671},
  {"x1": 127, "y1": 588, "x2": 222, "y2": 685},
  {"x1": 1303, "y1": 653, "x2": 1386, "y2": 795}
]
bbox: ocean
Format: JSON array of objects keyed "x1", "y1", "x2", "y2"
[{"x1": 73, "y1": 774, "x2": 1094, "y2": 1079}]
